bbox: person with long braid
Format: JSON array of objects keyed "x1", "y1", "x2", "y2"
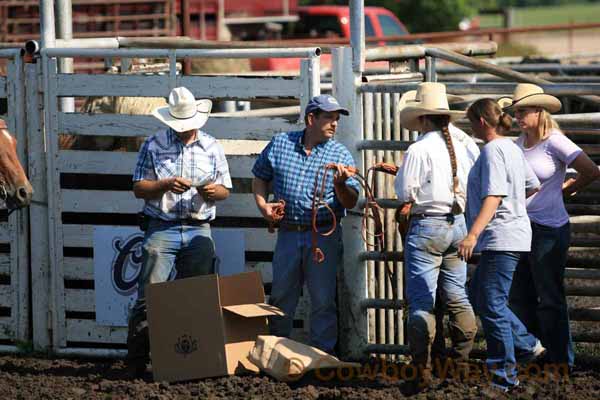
[
  {"x1": 458, "y1": 98, "x2": 544, "y2": 392},
  {"x1": 394, "y1": 83, "x2": 477, "y2": 388}
]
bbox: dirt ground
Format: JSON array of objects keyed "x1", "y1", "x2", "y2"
[{"x1": 1, "y1": 354, "x2": 600, "y2": 400}]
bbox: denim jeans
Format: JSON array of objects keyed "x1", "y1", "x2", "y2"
[
  {"x1": 470, "y1": 251, "x2": 539, "y2": 388},
  {"x1": 510, "y1": 222, "x2": 574, "y2": 366},
  {"x1": 404, "y1": 214, "x2": 477, "y2": 369},
  {"x1": 268, "y1": 226, "x2": 342, "y2": 354},
  {"x1": 127, "y1": 219, "x2": 215, "y2": 362}
]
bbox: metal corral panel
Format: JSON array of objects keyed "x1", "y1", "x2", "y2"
[{"x1": 40, "y1": 49, "x2": 320, "y2": 354}]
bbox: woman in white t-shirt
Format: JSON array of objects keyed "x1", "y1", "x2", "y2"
[{"x1": 500, "y1": 84, "x2": 600, "y2": 370}]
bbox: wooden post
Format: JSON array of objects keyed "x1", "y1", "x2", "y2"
[
  {"x1": 27, "y1": 61, "x2": 51, "y2": 350},
  {"x1": 181, "y1": 0, "x2": 192, "y2": 74},
  {"x1": 7, "y1": 52, "x2": 30, "y2": 344}
]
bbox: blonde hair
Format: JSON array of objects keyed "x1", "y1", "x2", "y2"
[
  {"x1": 536, "y1": 109, "x2": 562, "y2": 140},
  {"x1": 466, "y1": 98, "x2": 512, "y2": 134}
]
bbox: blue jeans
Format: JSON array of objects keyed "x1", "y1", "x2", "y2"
[
  {"x1": 404, "y1": 214, "x2": 477, "y2": 368},
  {"x1": 127, "y1": 219, "x2": 216, "y2": 362},
  {"x1": 470, "y1": 251, "x2": 539, "y2": 388},
  {"x1": 268, "y1": 226, "x2": 342, "y2": 354},
  {"x1": 510, "y1": 222, "x2": 574, "y2": 366}
]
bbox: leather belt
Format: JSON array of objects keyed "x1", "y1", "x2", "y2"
[
  {"x1": 280, "y1": 222, "x2": 334, "y2": 232},
  {"x1": 151, "y1": 217, "x2": 210, "y2": 226},
  {"x1": 411, "y1": 213, "x2": 457, "y2": 224}
]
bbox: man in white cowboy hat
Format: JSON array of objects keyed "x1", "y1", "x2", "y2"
[
  {"x1": 393, "y1": 82, "x2": 478, "y2": 386},
  {"x1": 126, "y1": 86, "x2": 232, "y2": 377}
]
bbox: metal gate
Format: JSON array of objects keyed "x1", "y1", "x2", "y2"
[
  {"x1": 0, "y1": 49, "x2": 30, "y2": 352},
  {"x1": 35, "y1": 47, "x2": 321, "y2": 356}
]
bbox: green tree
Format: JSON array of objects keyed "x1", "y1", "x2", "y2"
[{"x1": 397, "y1": 0, "x2": 478, "y2": 32}]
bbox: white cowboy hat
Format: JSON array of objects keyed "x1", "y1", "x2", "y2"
[
  {"x1": 400, "y1": 82, "x2": 466, "y2": 131},
  {"x1": 497, "y1": 83, "x2": 561, "y2": 113},
  {"x1": 152, "y1": 87, "x2": 212, "y2": 132}
]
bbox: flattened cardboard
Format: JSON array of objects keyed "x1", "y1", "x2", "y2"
[
  {"x1": 146, "y1": 274, "x2": 227, "y2": 383},
  {"x1": 225, "y1": 341, "x2": 260, "y2": 374},
  {"x1": 222, "y1": 303, "x2": 285, "y2": 318},
  {"x1": 146, "y1": 271, "x2": 284, "y2": 382},
  {"x1": 249, "y1": 335, "x2": 361, "y2": 382}
]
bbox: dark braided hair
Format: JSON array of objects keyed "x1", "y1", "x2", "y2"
[{"x1": 426, "y1": 115, "x2": 459, "y2": 193}]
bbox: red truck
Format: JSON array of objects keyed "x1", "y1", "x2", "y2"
[
  {"x1": 251, "y1": 5, "x2": 409, "y2": 72},
  {"x1": 1, "y1": 1, "x2": 408, "y2": 72}
]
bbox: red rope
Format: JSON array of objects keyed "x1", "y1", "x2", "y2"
[{"x1": 310, "y1": 163, "x2": 386, "y2": 264}]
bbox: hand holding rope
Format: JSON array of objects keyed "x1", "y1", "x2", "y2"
[
  {"x1": 311, "y1": 163, "x2": 386, "y2": 263},
  {"x1": 267, "y1": 200, "x2": 286, "y2": 233}
]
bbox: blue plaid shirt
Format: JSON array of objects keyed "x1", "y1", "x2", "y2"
[
  {"x1": 252, "y1": 130, "x2": 360, "y2": 226},
  {"x1": 133, "y1": 128, "x2": 232, "y2": 221}
]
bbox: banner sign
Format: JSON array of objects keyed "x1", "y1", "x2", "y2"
[{"x1": 93, "y1": 226, "x2": 245, "y2": 326}]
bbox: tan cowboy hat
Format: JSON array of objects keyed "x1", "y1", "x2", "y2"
[
  {"x1": 153, "y1": 87, "x2": 212, "y2": 132},
  {"x1": 397, "y1": 82, "x2": 464, "y2": 110},
  {"x1": 497, "y1": 83, "x2": 561, "y2": 113},
  {"x1": 400, "y1": 82, "x2": 466, "y2": 131}
]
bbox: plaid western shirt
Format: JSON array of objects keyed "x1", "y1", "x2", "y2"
[
  {"x1": 252, "y1": 130, "x2": 360, "y2": 226},
  {"x1": 133, "y1": 128, "x2": 232, "y2": 221}
]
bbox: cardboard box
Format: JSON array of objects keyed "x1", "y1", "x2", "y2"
[{"x1": 146, "y1": 271, "x2": 284, "y2": 382}]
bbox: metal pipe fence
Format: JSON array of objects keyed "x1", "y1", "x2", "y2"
[{"x1": 335, "y1": 40, "x2": 600, "y2": 360}]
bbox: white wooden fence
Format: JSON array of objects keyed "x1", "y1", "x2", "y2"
[
  {"x1": 32, "y1": 47, "x2": 320, "y2": 356},
  {"x1": 0, "y1": 50, "x2": 29, "y2": 352}
]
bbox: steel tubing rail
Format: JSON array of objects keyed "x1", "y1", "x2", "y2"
[
  {"x1": 362, "y1": 298, "x2": 406, "y2": 310},
  {"x1": 0, "y1": 49, "x2": 20, "y2": 57},
  {"x1": 359, "y1": 251, "x2": 404, "y2": 262},
  {"x1": 365, "y1": 41, "x2": 498, "y2": 61},
  {"x1": 435, "y1": 64, "x2": 600, "y2": 75},
  {"x1": 425, "y1": 47, "x2": 600, "y2": 107},
  {"x1": 364, "y1": 344, "x2": 410, "y2": 354},
  {"x1": 41, "y1": 47, "x2": 322, "y2": 59},
  {"x1": 361, "y1": 82, "x2": 600, "y2": 95}
]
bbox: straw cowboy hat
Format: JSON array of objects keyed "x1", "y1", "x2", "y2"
[
  {"x1": 399, "y1": 82, "x2": 465, "y2": 131},
  {"x1": 153, "y1": 87, "x2": 212, "y2": 132},
  {"x1": 497, "y1": 83, "x2": 561, "y2": 113}
]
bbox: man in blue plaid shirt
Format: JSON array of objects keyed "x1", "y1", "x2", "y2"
[
  {"x1": 126, "y1": 87, "x2": 232, "y2": 376},
  {"x1": 252, "y1": 94, "x2": 359, "y2": 354}
]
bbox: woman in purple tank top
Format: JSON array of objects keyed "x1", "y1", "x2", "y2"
[{"x1": 499, "y1": 84, "x2": 600, "y2": 371}]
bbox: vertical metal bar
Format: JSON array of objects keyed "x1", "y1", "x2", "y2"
[
  {"x1": 332, "y1": 47, "x2": 367, "y2": 361},
  {"x1": 121, "y1": 57, "x2": 131, "y2": 73},
  {"x1": 383, "y1": 92, "x2": 395, "y2": 356},
  {"x1": 349, "y1": 0, "x2": 365, "y2": 73},
  {"x1": 374, "y1": 92, "x2": 385, "y2": 347},
  {"x1": 300, "y1": 56, "x2": 321, "y2": 120},
  {"x1": 363, "y1": 92, "x2": 375, "y2": 346},
  {"x1": 425, "y1": 56, "x2": 437, "y2": 82},
  {"x1": 27, "y1": 61, "x2": 51, "y2": 350},
  {"x1": 56, "y1": 0, "x2": 74, "y2": 110},
  {"x1": 40, "y1": 0, "x2": 56, "y2": 48},
  {"x1": 392, "y1": 92, "x2": 404, "y2": 346},
  {"x1": 169, "y1": 49, "x2": 177, "y2": 89}
]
